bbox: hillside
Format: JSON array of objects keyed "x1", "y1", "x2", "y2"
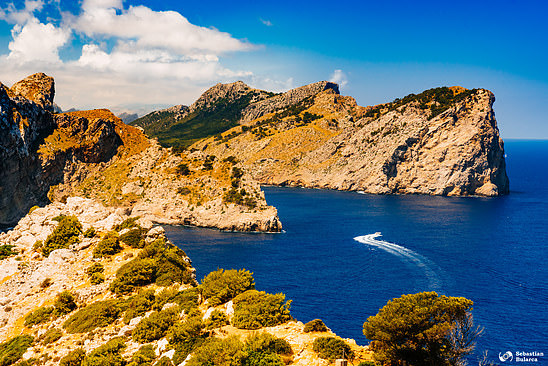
[
  {"x1": 0, "y1": 73, "x2": 281, "y2": 232},
  {"x1": 0, "y1": 200, "x2": 372, "y2": 365},
  {"x1": 138, "y1": 82, "x2": 509, "y2": 197}
]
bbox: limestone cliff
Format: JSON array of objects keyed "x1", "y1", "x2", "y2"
[
  {"x1": 178, "y1": 83, "x2": 508, "y2": 197},
  {"x1": 0, "y1": 200, "x2": 372, "y2": 365},
  {"x1": 0, "y1": 74, "x2": 281, "y2": 232}
]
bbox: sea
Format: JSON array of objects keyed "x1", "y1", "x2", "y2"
[{"x1": 163, "y1": 140, "x2": 547, "y2": 364}]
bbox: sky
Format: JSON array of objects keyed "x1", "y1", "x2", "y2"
[{"x1": 0, "y1": 0, "x2": 547, "y2": 139}]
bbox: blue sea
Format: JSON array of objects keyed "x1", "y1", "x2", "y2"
[{"x1": 166, "y1": 140, "x2": 548, "y2": 364}]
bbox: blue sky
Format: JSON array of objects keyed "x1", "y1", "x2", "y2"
[{"x1": 0, "y1": 0, "x2": 546, "y2": 138}]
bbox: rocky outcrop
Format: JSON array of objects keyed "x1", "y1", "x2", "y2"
[
  {"x1": 194, "y1": 85, "x2": 509, "y2": 197},
  {"x1": 240, "y1": 81, "x2": 339, "y2": 123},
  {"x1": 0, "y1": 199, "x2": 370, "y2": 365},
  {"x1": 0, "y1": 74, "x2": 282, "y2": 232}
]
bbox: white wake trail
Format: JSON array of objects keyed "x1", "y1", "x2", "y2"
[{"x1": 354, "y1": 232, "x2": 442, "y2": 291}]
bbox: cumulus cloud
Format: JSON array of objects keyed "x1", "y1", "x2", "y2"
[
  {"x1": 7, "y1": 17, "x2": 70, "y2": 63},
  {"x1": 0, "y1": 0, "x2": 279, "y2": 114},
  {"x1": 330, "y1": 69, "x2": 348, "y2": 88}
]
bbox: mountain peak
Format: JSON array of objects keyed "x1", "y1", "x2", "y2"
[{"x1": 11, "y1": 72, "x2": 55, "y2": 111}]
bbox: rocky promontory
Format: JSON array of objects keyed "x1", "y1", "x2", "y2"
[
  {"x1": 0, "y1": 199, "x2": 372, "y2": 365},
  {"x1": 141, "y1": 82, "x2": 508, "y2": 197},
  {"x1": 0, "y1": 73, "x2": 281, "y2": 232}
]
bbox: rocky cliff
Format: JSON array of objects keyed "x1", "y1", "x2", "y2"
[
  {"x1": 0, "y1": 74, "x2": 281, "y2": 232},
  {"x1": 0, "y1": 200, "x2": 372, "y2": 365},
  {"x1": 139, "y1": 82, "x2": 508, "y2": 197}
]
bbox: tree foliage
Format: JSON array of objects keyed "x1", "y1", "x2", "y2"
[
  {"x1": 232, "y1": 290, "x2": 292, "y2": 330},
  {"x1": 363, "y1": 291, "x2": 478, "y2": 366},
  {"x1": 43, "y1": 215, "x2": 82, "y2": 257},
  {"x1": 312, "y1": 337, "x2": 354, "y2": 361},
  {"x1": 200, "y1": 268, "x2": 255, "y2": 306}
]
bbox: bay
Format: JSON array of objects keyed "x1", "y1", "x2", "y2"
[{"x1": 166, "y1": 140, "x2": 548, "y2": 360}]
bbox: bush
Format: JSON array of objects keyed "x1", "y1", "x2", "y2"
[
  {"x1": 0, "y1": 335, "x2": 34, "y2": 366},
  {"x1": 83, "y1": 227, "x2": 96, "y2": 238},
  {"x1": 205, "y1": 309, "x2": 229, "y2": 330},
  {"x1": 312, "y1": 337, "x2": 354, "y2": 361},
  {"x1": 154, "y1": 357, "x2": 173, "y2": 366},
  {"x1": 43, "y1": 216, "x2": 82, "y2": 257},
  {"x1": 114, "y1": 217, "x2": 140, "y2": 231},
  {"x1": 63, "y1": 299, "x2": 124, "y2": 333},
  {"x1": 186, "y1": 336, "x2": 245, "y2": 366},
  {"x1": 109, "y1": 258, "x2": 157, "y2": 296},
  {"x1": 132, "y1": 308, "x2": 178, "y2": 343},
  {"x1": 232, "y1": 290, "x2": 292, "y2": 330},
  {"x1": 245, "y1": 332, "x2": 292, "y2": 356},
  {"x1": 40, "y1": 278, "x2": 53, "y2": 289},
  {"x1": 93, "y1": 233, "x2": 122, "y2": 258},
  {"x1": 86, "y1": 263, "x2": 105, "y2": 285},
  {"x1": 53, "y1": 291, "x2": 77, "y2": 316},
  {"x1": 110, "y1": 239, "x2": 193, "y2": 296},
  {"x1": 123, "y1": 290, "x2": 156, "y2": 323},
  {"x1": 363, "y1": 292, "x2": 477, "y2": 366},
  {"x1": 176, "y1": 163, "x2": 191, "y2": 176},
  {"x1": 168, "y1": 314, "x2": 207, "y2": 364},
  {"x1": 82, "y1": 337, "x2": 126, "y2": 366},
  {"x1": 172, "y1": 288, "x2": 200, "y2": 313},
  {"x1": 119, "y1": 228, "x2": 145, "y2": 248},
  {"x1": 59, "y1": 348, "x2": 85, "y2": 366},
  {"x1": 25, "y1": 306, "x2": 54, "y2": 326},
  {"x1": 128, "y1": 345, "x2": 155, "y2": 366},
  {"x1": 0, "y1": 245, "x2": 17, "y2": 260},
  {"x1": 303, "y1": 319, "x2": 328, "y2": 333},
  {"x1": 41, "y1": 327, "x2": 63, "y2": 345},
  {"x1": 200, "y1": 268, "x2": 255, "y2": 306}
]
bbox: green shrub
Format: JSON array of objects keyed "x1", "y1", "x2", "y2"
[
  {"x1": 168, "y1": 314, "x2": 207, "y2": 364},
  {"x1": 205, "y1": 309, "x2": 229, "y2": 330},
  {"x1": 154, "y1": 357, "x2": 173, "y2": 366},
  {"x1": 312, "y1": 337, "x2": 354, "y2": 361},
  {"x1": 43, "y1": 216, "x2": 82, "y2": 257},
  {"x1": 25, "y1": 306, "x2": 54, "y2": 326},
  {"x1": 114, "y1": 217, "x2": 140, "y2": 231},
  {"x1": 128, "y1": 345, "x2": 156, "y2": 366},
  {"x1": 53, "y1": 291, "x2": 77, "y2": 316},
  {"x1": 119, "y1": 228, "x2": 145, "y2": 248},
  {"x1": 59, "y1": 348, "x2": 85, "y2": 366},
  {"x1": 123, "y1": 290, "x2": 156, "y2": 323},
  {"x1": 109, "y1": 258, "x2": 157, "y2": 296},
  {"x1": 63, "y1": 299, "x2": 124, "y2": 333},
  {"x1": 82, "y1": 337, "x2": 126, "y2": 366},
  {"x1": 232, "y1": 290, "x2": 292, "y2": 330},
  {"x1": 357, "y1": 362, "x2": 377, "y2": 366},
  {"x1": 132, "y1": 308, "x2": 179, "y2": 343},
  {"x1": 303, "y1": 319, "x2": 328, "y2": 333},
  {"x1": 83, "y1": 227, "x2": 96, "y2": 238},
  {"x1": 186, "y1": 336, "x2": 245, "y2": 366},
  {"x1": 41, "y1": 327, "x2": 63, "y2": 345},
  {"x1": 93, "y1": 233, "x2": 122, "y2": 258},
  {"x1": 0, "y1": 335, "x2": 34, "y2": 366},
  {"x1": 172, "y1": 288, "x2": 200, "y2": 313},
  {"x1": 243, "y1": 352, "x2": 283, "y2": 366},
  {"x1": 40, "y1": 278, "x2": 52, "y2": 289},
  {"x1": 223, "y1": 188, "x2": 256, "y2": 208},
  {"x1": 245, "y1": 333, "x2": 292, "y2": 356},
  {"x1": 152, "y1": 287, "x2": 179, "y2": 311},
  {"x1": 0, "y1": 245, "x2": 17, "y2": 260},
  {"x1": 86, "y1": 263, "x2": 105, "y2": 285},
  {"x1": 200, "y1": 268, "x2": 255, "y2": 306},
  {"x1": 176, "y1": 163, "x2": 191, "y2": 176}
]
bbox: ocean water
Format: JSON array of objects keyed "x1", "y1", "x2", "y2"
[{"x1": 165, "y1": 140, "x2": 548, "y2": 362}]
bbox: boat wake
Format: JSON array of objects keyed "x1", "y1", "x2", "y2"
[{"x1": 354, "y1": 232, "x2": 443, "y2": 291}]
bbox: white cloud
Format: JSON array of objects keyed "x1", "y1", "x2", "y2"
[
  {"x1": 0, "y1": 0, "x2": 290, "y2": 115},
  {"x1": 7, "y1": 17, "x2": 70, "y2": 63},
  {"x1": 330, "y1": 69, "x2": 348, "y2": 88},
  {"x1": 0, "y1": 0, "x2": 44, "y2": 24},
  {"x1": 260, "y1": 18, "x2": 273, "y2": 27}
]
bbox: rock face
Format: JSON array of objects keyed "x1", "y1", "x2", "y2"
[
  {"x1": 188, "y1": 84, "x2": 508, "y2": 197},
  {"x1": 0, "y1": 74, "x2": 281, "y2": 232}
]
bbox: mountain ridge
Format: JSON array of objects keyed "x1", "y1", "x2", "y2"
[{"x1": 134, "y1": 81, "x2": 509, "y2": 197}]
